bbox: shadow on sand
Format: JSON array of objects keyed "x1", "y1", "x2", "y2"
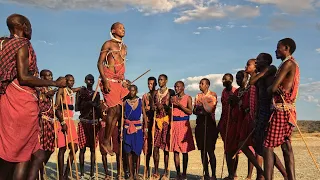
[{"x1": 43, "y1": 161, "x2": 224, "y2": 180}]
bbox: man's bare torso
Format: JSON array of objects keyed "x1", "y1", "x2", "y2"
[
  {"x1": 105, "y1": 40, "x2": 127, "y2": 74},
  {"x1": 279, "y1": 61, "x2": 297, "y2": 93}
]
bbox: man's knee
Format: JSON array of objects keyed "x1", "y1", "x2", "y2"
[
  {"x1": 281, "y1": 141, "x2": 293, "y2": 154},
  {"x1": 74, "y1": 145, "x2": 79, "y2": 152}
]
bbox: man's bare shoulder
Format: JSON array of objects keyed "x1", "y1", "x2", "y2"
[
  {"x1": 210, "y1": 91, "x2": 217, "y2": 97},
  {"x1": 280, "y1": 60, "x2": 295, "y2": 72},
  {"x1": 101, "y1": 40, "x2": 117, "y2": 51}
]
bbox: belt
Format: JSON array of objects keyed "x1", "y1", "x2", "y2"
[
  {"x1": 173, "y1": 116, "x2": 189, "y2": 121},
  {"x1": 63, "y1": 104, "x2": 74, "y2": 110},
  {"x1": 271, "y1": 103, "x2": 296, "y2": 111},
  {"x1": 106, "y1": 78, "x2": 124, "y2": 83}
]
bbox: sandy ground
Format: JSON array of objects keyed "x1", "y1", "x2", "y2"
[{"x1": 43, "y1": 134, "x2": 320, "y2": 180}]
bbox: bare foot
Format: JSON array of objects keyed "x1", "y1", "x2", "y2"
[
  {"x1": 151, "y1": 173, "x2": 160, "y2": 180},
  {"x1": 104, "y1": 175, "x2": 112, "y2": 180},
  {"x1": 101, "y1": 140, "x2": 115, "y2": 156}
]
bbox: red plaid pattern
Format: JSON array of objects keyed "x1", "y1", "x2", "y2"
[
  {"x1": 39, "y1": 119, "x2": 55, "y2": 152},
  {"x1": 264, "y1": 57, "x2": 300, "y2": 148},
  {"x1": 77, "y1": 121, "x2": 100, "y2": 149},
  {"x1": 249, "y1": 86, "x2": 257, "y2": 121},
  {"x1": 38, "y1": 87, "x2": 55, "y2": 152},
  {"x1": 154, "y1": 122, "x2": 169, "y2": 150},
  {"x1": 0, "y1": 37, "x2": 38, "y2": 94},
  {"x1": 218, "y1": 87, "x2": 236, "y2": 142},
  {"x1": 38, "y1": 87, "x2": 54, "y2": 117}
]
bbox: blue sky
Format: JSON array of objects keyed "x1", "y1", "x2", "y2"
[{"x1": 0, "y1": 0, "x2": 320, "y2": 120}]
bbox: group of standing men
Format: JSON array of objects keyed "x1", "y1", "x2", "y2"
[
  {"x1": 0, "y1": 13, "x2": 300, "y2": 180},
  {"x1": 218, "y1": 37, "x2": 299, "y2": 180}
]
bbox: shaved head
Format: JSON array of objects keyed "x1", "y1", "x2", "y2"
[
  {"x1": 6, "y1": 14, "x2": 32, "y2": 39},
  {"x1": 111, "y1": 22, "x2": 122, "y2": 31},
  {"x1": 7, "y1": 14, "x2": 30, "y2": 31}
]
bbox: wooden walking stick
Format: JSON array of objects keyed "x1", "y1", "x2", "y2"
[
  {"x1": 143, "y1": 115, "x2": 148, "y2": 180},
  {"x1": 50, "y1": 97, "x2": 60, "y2": 178},
  {"x1": 119, "y1": 103, "x2": 125, "y2": 178},
  {"x1": 60, "y1": 97, "x2": 74, "y2": 180},
  {"x1": 221, "y1": 105, "x2": 231, "y2": 179},
  {"x1": 201, "y1": 114, "x2": 208, "y2": 180},
  {"x1": 131, "y1": 69, "x2": 151, "y2": 85},
  {"x1": 168, "y1": 103, "x2": 174, "y2": 179},
  {"x1": 53, "y1": 108, "x2": 60, "y2": 179},
  {"x1": 92, "y1": 80, "x2": 101, "y2": 180},
  {"x1": 149, "y1": 110, "x2": 157, "y2": 179},
  {"x1": 64, "y1": 89, "x2": 80, "y2": 180},
  {"x1": 280, "y1": 95, "x2": 320, "y2": 173}
]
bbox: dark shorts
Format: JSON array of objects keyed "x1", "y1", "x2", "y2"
[{"x1": 195, "y1": 115, "x2": 218, "y2": 151}]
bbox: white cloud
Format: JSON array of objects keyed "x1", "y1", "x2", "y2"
[
  {"x1": 215, "y1": 25, "x2": 222, "y2": 31},
  {"x1": 247, "y1": 0, "x2": 316, "y2": 14},
  {"x1": 226, "y1": 24, "x2": 235, "y2": 28},
  {"x1": 3, "y1": 0, "x2": 197, "y2": 15},
  {"x1": 299, "y1": 81, "x2": 320, "y2": 107},
  {"x1": 182, "y1": 73, "x2": 239, "y2": 119},
  {"x1": 197, "y1": 26, "x2": 212, "y2": 30},
  {"x1": 36, "y1": 40, "x2": 54, "y2": 45},
  {"x1": 2, "y1": 0, "x2": 260, "y2": 23},
  {"x1": 193, "y1": 31, "x2": 200, "y2": 35},
  {"x1": 183, "y1": 74, "x2": 238, "y2": 92},
  {"x1": 174, "y1": 4, "x2": 260, "y2": 23},
  {"x1": 316, "y1": 48, "x2": 320, "y2": 53},
  {"x1": 241, "y1": 25, "x2": 248, "y2": 28}
]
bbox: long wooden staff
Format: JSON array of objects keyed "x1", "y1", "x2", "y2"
[
  {"x1": 202, "y1": 114, "x2": 208, "y2": 180},
  {"x1": 64, "y1": 89, "x2": 80, "y2": 180},
  {"x1": 221, "y1": 105, "x2": 231, "y2": 179},
  {"x1": 168, "y1": 103, "x2": 174, "y2": 179},
  {"x1": 143, "y1": 114, "x2": 148, "y2": 179},
  {"x1": 52, "y1": 100, "x2": 59, "y2": 178},
  {"x1": 119, "y1": 103, "x2": 125, "y2": 178},
  {"x1": 149, "y1": 111, "x2": 157, "y2": 179},
  {"x1": 232, "y1": 128, "x2": 255, "y2": 159},
  {"x1": 131, "y1": 69, "x2": 151, "y2": 85},
  {"x1": 92, "y1": 80, "x2": 101, "y2": 180},
  {"x1": 60, "y1": 97, "x2": 74, "y2": 180},
  {"x1": 232, "y1": 109, "x2": 276, "y2": 159},
  {"x1": 280, "y1": 95, "x2": 320, "y2": 173}
]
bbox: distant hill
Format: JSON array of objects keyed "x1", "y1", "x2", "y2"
[{"x1": 189, "y1": 120, "x2": 320, "y2": 134}]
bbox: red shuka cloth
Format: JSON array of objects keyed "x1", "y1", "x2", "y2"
[{"x1": 0, "y1": 79, "x2": 40, "y2": 162}]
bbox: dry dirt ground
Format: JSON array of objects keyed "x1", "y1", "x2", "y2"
[{"x1": 43, "y1": 133, "x2": 320, "y2": 180}]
